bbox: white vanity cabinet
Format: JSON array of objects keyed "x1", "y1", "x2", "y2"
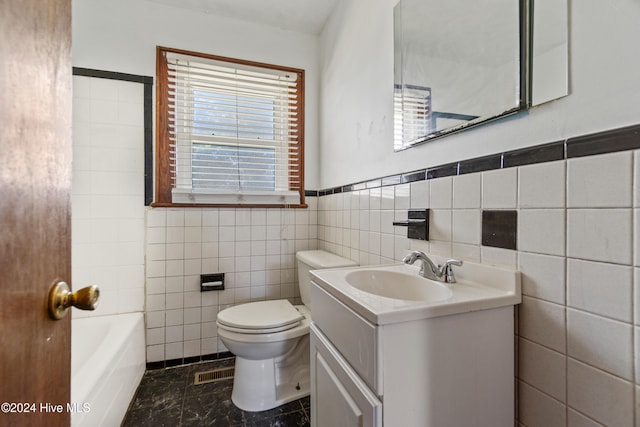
[
  {"x1": 311, "y1": 325, "x2": 382, "y2": 427},
  {"x1": 310, "y1": 280, "x2": 516, "y2": 427}
]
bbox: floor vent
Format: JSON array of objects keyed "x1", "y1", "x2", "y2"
[{"x1": 194, "y1": 366, "x2": 235, "y2": 385}]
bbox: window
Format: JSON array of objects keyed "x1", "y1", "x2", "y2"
[
  {"x1": 394, "y1": 84, "x2": 432, "y2": 151},
  {"x1": 155, "y1": 46, "x2": 305, "y2": 207},
  {"x1": 394, "y1": 83, "x2": 479, "y2": 151}
]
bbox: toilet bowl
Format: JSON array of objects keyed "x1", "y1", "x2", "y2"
[{"x1": 216, "y1": 250, "x2": 357, "y2": 412}]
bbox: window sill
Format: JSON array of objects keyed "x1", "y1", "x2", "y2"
[
  {"x1": 150, "y1": 202, "x2": 308, "y2": 209},
  {"x1": 150, "y1": 189, "x2": 307, "y2": 208}
]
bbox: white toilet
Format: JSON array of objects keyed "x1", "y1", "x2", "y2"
[{"x1": 216, "y1": 250, "x2": 357, "y2": 412}]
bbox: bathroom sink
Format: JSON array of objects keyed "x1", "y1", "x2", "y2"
[
  {"x1": 345, "y1": 269, "x2": 452, "y2": 302},
  {"x1": 310, "y1": 257, "x2": 521, "y2": 325}
]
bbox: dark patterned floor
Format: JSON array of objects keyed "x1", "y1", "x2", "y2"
[{"x1": 122, "y1": 357, "x2": 310, "y2": 427}]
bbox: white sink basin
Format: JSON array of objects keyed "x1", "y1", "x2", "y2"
[
  {"x1": 310, "y1": 256, "x2": 521, "y2": 325},
  {"x1": 345, "y1": 269, "x2": 452, "y2": 302}
]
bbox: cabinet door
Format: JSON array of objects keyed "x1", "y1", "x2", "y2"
[
  {"x1": 311, "y1": 325, "x2": 382, "y2": 427},
  {"x1": 311, "y1": 282, "x2": 379, "y2": 392}
]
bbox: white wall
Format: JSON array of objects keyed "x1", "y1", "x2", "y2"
[
  {"x1": 72, "y1": 0, "x2": 320, "y2": 189},
  {"x1": 319, "y1": 0, "x2": 640, "y2": 189}
]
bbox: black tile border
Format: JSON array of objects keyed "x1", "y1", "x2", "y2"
[
  {"x1": 72, "y1": 67, "x2": 153, "y2": 85},
  {"x1": 72, "y1": 67, "x2": 155, "y2": 206},
  {"x1": 201, "y1": 351, "x2": 233, "y2": 361},
  {"x1": 146, "y1": 351, "x2": 234, "y2": 370},
  {"x1": 316, "y1": 123, "x2": 640, "y2": 195},
  {"x1": 566, "y1": 124, "x2": 640, "y2": 158},
  {"x1": 145, "y1": 361, "x2": 165, "y2": 371},
  {"x1": 459, "y1": 154, "x2": 502, "y2": 175},
  {"x1": 165, "y1": 358, "x2": 184, "y2": 368},
  {"x1": 366, "y1": 178, "x2": 382, "y2": 188},
  {"x1": 427, "y1": 162, "x2": 459, "y2": 179},
  {"x1": 503, "y1": 141, "x2": 565, "y2": 168},
  {"x1": 143, "y1": 84, "x2": 153, "y2": 206},
  {"x1": 401, "y1": 170, "x2": 426, "y2": 184},
  {"x1": 381, "y1": 174, "x2": 402, "y2": 187}
]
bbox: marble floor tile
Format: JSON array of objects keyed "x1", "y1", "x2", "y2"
[{"x1": 122, "y1": 357, "x2": 310, "y2": 427}]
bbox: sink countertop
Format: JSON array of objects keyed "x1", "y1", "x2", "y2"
[{"x1": 310, "y1": 260, "x2": 521, "y2": 325}]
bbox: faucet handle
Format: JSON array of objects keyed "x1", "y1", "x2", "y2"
[
  {"x1": 442, "y1": 259, "x2": 463, "y2": 267},
  {"x1": 440, "y1": 259, "x2": 463, "y2": 283}
]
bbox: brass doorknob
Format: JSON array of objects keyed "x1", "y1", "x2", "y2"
[{"x1": 48, "y1": 281, "x2": 100, "y2": 320}]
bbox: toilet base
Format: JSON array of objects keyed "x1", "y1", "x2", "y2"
[{"x1": 231, "y1": 335, "x2": 310, "y2": 412}]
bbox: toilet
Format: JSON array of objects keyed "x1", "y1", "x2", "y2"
[{"x1": 216, "y1": 250, "x2": 357, "y2": 412}]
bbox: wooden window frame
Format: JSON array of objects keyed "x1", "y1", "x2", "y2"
[{"x1": 153, "y1": 46, "x2": 306, "y2": 208}]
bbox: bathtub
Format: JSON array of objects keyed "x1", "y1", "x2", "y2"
[{"x1": 71, "y1": 312, "x2": 145, "y2": 427}]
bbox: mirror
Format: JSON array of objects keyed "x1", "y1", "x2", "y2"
[
  {"x1": 531, "y1": 0, "x2": 568, "y2": 106},
  {"x1": 394, "y1": 0, "x2": 568, "y2": 150}
]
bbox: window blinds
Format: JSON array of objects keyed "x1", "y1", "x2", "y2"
[
  {"x1": 160, "y1": 48, "x2": 304, "y2": 205},
  {"x1": 394, "y1": 84, "x2": 432, "y2": 151}
]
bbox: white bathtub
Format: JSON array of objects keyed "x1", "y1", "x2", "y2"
[{"x1": 71, "y1": 313, "x2": 145, "y2": 427}]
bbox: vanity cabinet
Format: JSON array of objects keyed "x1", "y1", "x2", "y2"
[
  {"x1": 310, "y1": 281, "x2": 515, "y2": 427},
  {"x1": 311, "y1": 325, "x2": 382, "y2": 427}
]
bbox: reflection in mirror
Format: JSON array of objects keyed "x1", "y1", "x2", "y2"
[
  {"x1": 394, "y1": 0, "x2": 569, "y2": 151},
  {"x1": 394, "y1": 0, "x2": 523, "y2": 150}
]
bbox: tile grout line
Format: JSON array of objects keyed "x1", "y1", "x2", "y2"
[
  {"x1": 563, "y1": 155, "x2": 569, "y2": 424},
  {"x1": 631, "y1": 151, "x2": 636, "y2": 427}
]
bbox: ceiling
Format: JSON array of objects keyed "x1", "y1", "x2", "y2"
[{"x1": 145, "y1": 0, "x2": 339, "y2": 35}]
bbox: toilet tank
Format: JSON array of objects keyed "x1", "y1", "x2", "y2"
[{"x1": 296, "y1": 250, "x2": 357, "y2": 306}]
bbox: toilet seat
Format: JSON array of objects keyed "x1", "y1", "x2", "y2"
[{"x1": 217, "y1": 300, "x2": 305, "y2": 334}]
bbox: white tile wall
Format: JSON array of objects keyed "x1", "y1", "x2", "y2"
[
  {"x1": 518, "y1": 381, "x2": 566, "y2": 427},
  {"x1": 315, "y1": 149, "x2": 640, "y2": 426},
  {"x1": 429, "y1": 209, "x2": 452, "y2": 242},
  {"x1": 519, "y1": 252, "x2": 566, "y2": 304},
  {"x1": 145, "y1": 205, "x2": 318, "y2": 362},
  {"x1": 635, "y1": 151, "x2": 640, "y2": 207},
  {"x1": 519, "y1": 338, "x2": 566, "y2": 402},
  {"x1": 567, "y1": 152, "x2": 633, "y2": 208},
  {"x1": 429, "y1": 176, "x2": 452, "y2": 208},
  {"x1": 567, "y1": 259, "x2": 633, "y2": 322},
  {"x1": 482, "y1": 168, "x2": 518, "y2": 208},
  {"x1": 519, "y1": 296, "x2": 566, "y2": 353},
  {"x1": 567, "y1": 359, "x2": 633, "y2": 426},
  {"x1": 72, "y1": 75, "x2": 145, "y2": 317},
  {"x1": 567, "y1": 308, "x2": 633, "y2": 380},
  {"x1": 410, "y1": 180, "x2": 429, "y2": 209},
  {"x1": 452, "y1": 210, "x2": 480, "y2": 245},
  {"x1": 518, "y1": 160, "x2": 566, "y2": 209},
  {"x1": 518, "y1": 209, "x2": 566, "y2": 256},
  {"x1": 453, "y1": 173, "x2": 481, "y2": 209},
  {"x1": 567, "y1": 209, "x2": 633, "y2": 264},
  {"x1": 567, "y1": 409, "x2": 604, "y2": 427},
  {"x1": 636, "y1": 268, "x2": 640, "y2": 327}
]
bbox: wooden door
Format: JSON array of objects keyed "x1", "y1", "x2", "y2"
[{"x1": 0, "y1": 1, "x2": 72, "y2": 426}]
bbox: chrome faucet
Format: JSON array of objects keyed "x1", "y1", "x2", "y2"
[{"x1": 402, "y1": 251, "x2": 463, "y2": 283}]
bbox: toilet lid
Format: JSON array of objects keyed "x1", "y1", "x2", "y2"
[{"x1": 217, "y1": 300, "x2": 304, "y2": 331}]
